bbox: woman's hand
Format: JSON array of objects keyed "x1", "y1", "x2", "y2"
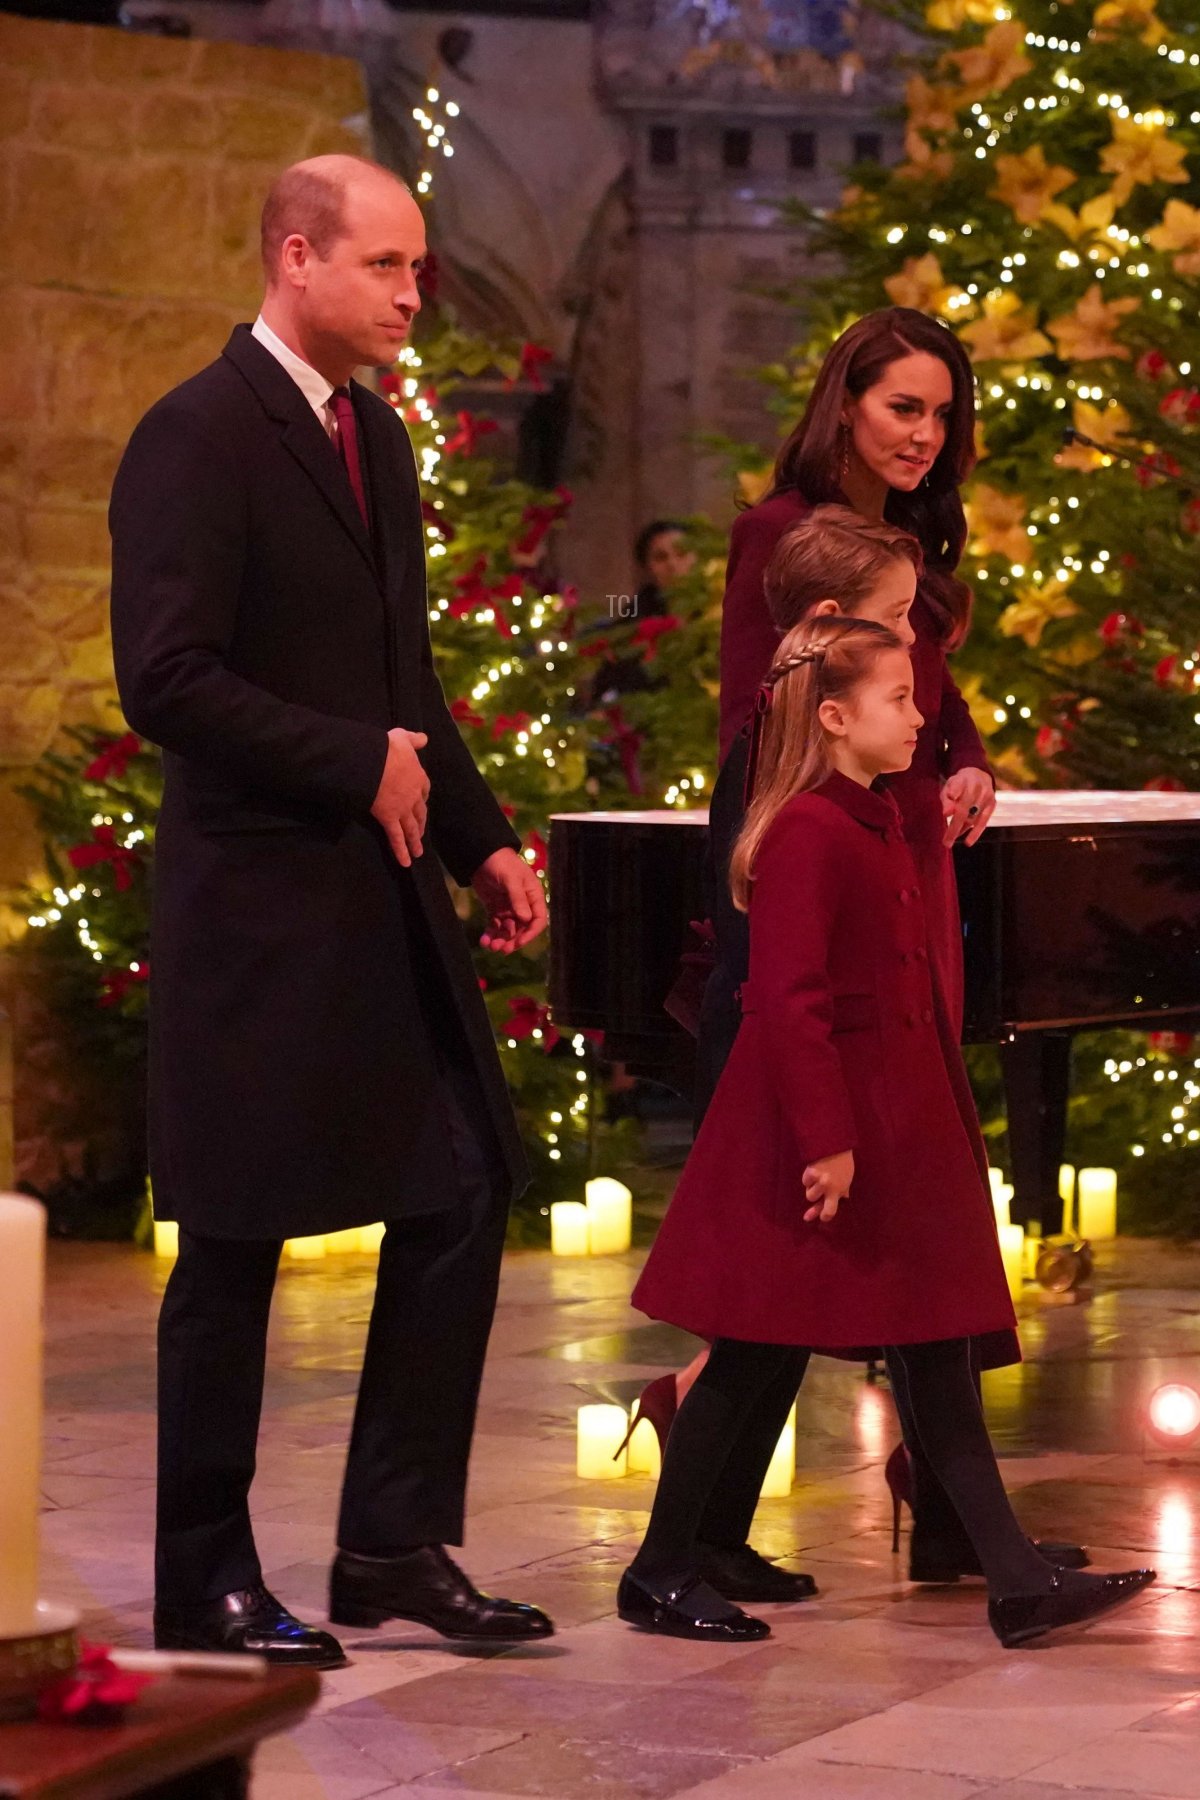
[
  {"x1": 802, "y1": 1149, "x2": 854, "y2": 1223},
  {"x1": 941, "y1": 767, "x2": 996, "y2": 848}
]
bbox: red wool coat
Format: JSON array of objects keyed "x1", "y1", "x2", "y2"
[
  {"x1": 718, "y1": 489, "x2": 993, "y2": 1035},
  {"x1": 633, "y1": 772, "x2": 1018, "y2": 1355}
]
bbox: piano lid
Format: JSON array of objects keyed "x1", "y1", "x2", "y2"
[{"x1": 550, "y1": 791, "x2": 1200, "y2": 830}]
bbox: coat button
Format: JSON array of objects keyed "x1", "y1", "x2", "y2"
[
  {"x1": 922, "y1": 1007, "x2": 933, "y2": 1025},
  {"x1": 898, "y1": 889, "x2": 911, "y2": 905},
  {"x1": 915, "y1": 946, "x2": 928, "y2": 963},
  {"x1": 905, "y1": 1011, "x2": 917, "y2": 1028}
]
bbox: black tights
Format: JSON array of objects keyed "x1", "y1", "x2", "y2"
[{"x1": 632, "y1": 1335, "x2": 1051, "y2": 1599}]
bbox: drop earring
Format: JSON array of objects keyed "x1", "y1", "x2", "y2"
[{"x1": 839, "y1": 426, "x2": 850, "y2": 481}]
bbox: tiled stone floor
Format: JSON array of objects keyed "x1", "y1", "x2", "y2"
[{"x1": 40, "y1": 1234, "x2": 1200, "y2": 1798}]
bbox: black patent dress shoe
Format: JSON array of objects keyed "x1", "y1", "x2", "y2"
[
  {"x1": 697, "y1": 1543, "x2": 818, "y2": 1603},
  {"x1": 329, "y1": 1545, "x2": 554, "y2": 1642},
  {"x1": 154, "y1": 1583, "x2": 347, "y2": 1669},
  {"x1": 617, "y1": 1569, "x2": 770, "y2": 1641},
  {"x1": 911, "y1": 1535, "x2": 1091, "y2": 1584},
  {"x1": 989, "y1": 1567, "x2": 1156, "y2": 1648}
]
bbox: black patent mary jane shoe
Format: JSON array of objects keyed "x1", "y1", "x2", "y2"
[
  {"x1": 989, "y1": 1567, "x2": 1156, "y2": 1648},
  {"x1": 154, "y1": 1583, "x2": 347, "y2": 1669},
  {"x1": 617, "y1": 1569, "x2": 770, "y2": 1641}
]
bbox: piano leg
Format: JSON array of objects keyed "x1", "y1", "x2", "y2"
[{"x1": 1000, "y1": 1031, "x2": 1073, "y2": 1236}]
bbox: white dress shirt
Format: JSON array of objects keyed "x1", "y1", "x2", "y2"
[{"x1": 251, "y1": 315, "x2": 338, "y2": 437}]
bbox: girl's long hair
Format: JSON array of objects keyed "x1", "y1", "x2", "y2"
[
  {"x1": 763, "y1": 308, "x2": 977, "y2": 648},
  {"x1": 729, "y1": 615, "x2": 904, "y2": 913}
]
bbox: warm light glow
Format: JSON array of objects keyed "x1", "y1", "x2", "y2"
[
  {"x1": 760, "y1": 1403, "x2": 796, "y2": 1498},
  {"x1": 551, "y1": 1201, "x2": 589, "y2": 1256},
  {"x1": 577, "y1": 1404, "x2": 629, "y2": 1479},
  {"x1": 1148, "y1": 1384, "x2": 1200, "y2": 1442}
]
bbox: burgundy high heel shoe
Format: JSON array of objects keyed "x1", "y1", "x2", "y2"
[
  {"x1": 884, "y1": 1442, "x2": 1091, "y2": 1579},
  {"x1": 614, "y1": 1372, "x2": 678, "y2": 1463}
]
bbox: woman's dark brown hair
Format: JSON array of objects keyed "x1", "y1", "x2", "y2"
[{"x1": 764, "y1": 308, "x2": 977, "y2": 648}]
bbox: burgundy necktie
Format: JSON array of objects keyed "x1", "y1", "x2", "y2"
[{"x1": 330, "y1": 387, "x2": 369, "y2": 530}]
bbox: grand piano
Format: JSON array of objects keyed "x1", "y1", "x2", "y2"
[{"x1": 548, "y1": 791, "x2": 1200, "y2": 1234}]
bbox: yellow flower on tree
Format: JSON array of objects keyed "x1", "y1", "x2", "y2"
[
  {"x1": 1042, "y1": 190, "x2": 1117, "y2": 244},
  {"x1": 998, "y1": 577, "x2": 1080, "y2": 647},
  {"x1": 1146, "y1": 199, "x2": 1200, "y2": 276},
  {"x1": 925, "y1": 0, "x2": 994, "y2": 28},
  {"x1": 991, "y1": 146, "x2": 1076, "y2": 225},
  {"x1": 897, "y1": 129, "x2": 955, "y2": 183},
  {"x1": 959, "y1": 291, "x2": 1052, "y2": 362},
  {"x1": 1093, "y1": 0, "x2": 1169, "y2": 47},
  {"x1": 1057, "y1": 397, "x2": 1135, "y2": 471},
  {"x1": 1099, "y1": 113, "x2": 1189, "y2": 207},
  {"x1": 884, "y1": 254, "x2": 969, "y2": 319},
  {"x1": 989, "y1": 743, "x2": 1036, "y2": 787},
  {"x1": 966, "y1": 484, "x2": 1030, "y2": 562},
  {"x1": 1047, "y1": 284, "x2": 1139, "y2": 361},
  {"x1": 943, "y1": 21, "x2": 1032, "y2": 101},
  {"x1": 906, "y1": 74, "x2": 960, "y2": 139},
  {"x1": 955, "y1": 672, "x2": 1007, "y2": 741}
]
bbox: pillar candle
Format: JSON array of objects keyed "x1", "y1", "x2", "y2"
[
  {"x1": 759, "y1": 1403, "x2": 796, "y2": 1499},
  {"x1": 1022, "y1": 1229, "x2": 1042, "y2": 1281},
  {"x1": 992, "y1": 1182, "x2": 1013, "y2": 1232},
  {"x1": 152, "y1": 1218, "x2": 178, "y2": 1260},
  {"x1": 626, "y1": 1416, "x2": 662, "y2": 1478},
  {"x1": 576, "y1": 1404, "x2": 629, "y2": 1479},
  {"x1": 999, "y1": 1222, "x2": 1025, "y2": 1302},
  {"x1": 357, "y1": 1222, "x2": 386, "y2": 1254},
  {"x1": 0, "y1": 1195, "x2": 45, "y2": 1637},
  {"x1": 1077, "y1": 1168, "x2": 1117, "y2": 1240},
  {"x1": 585, "y1": 1179, "x2": 632, "y2": 1255},
  {"x1": 324, "y1": 1228, "x2": 361, "y2": 1255},
  {"x1": 1058, "y1": 1164, "x2": 1076, "y2": 1236},
  {"x1": 285, "y1": 1235, "x2": 326, "y2": 1260},
  {"x1": 550, "y1": 1201, "x2": 589, "y2": 1256}
]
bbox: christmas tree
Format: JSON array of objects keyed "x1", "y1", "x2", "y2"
[{"x1": 751, "y1": 0, "x2": 1200, "y2": 1222}]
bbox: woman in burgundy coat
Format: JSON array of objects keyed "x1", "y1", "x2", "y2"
[{"x1": 619, "y1": 617, "x2": 1154, "y2": 1647}]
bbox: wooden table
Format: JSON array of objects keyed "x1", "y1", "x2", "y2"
[{"x1": 0, "y1": 1666, "x2": 319, "y2": 1800}]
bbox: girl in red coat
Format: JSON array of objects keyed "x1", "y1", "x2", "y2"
[{"x1": 620, "y1": 615, "x2": 1154, "y2": 1648}]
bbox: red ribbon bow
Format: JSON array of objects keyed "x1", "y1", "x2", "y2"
[
  {"x1": 443, "y1": 411, "x2": 499, "y2": 457},
  {"x1": 491, "y1": 711, "x2": 533, "y2": 740},
  {"x1": 451, "y1": 698, "x2": 485, "y2": 728},
  {"x1": 68, "y1": 825, "x2": 142, "y2": 892},
  {"x1": 506, "y1": 342, "x2": 554, "y2": 392},
  {"x1": 99, "y1": 964, "x2": 150, "y2": 1008},
  {"x1": 599, "y1": 703, "x2": 644, "y2": 796},
  {"x1": 631, "y1": 614, "x2": 680, "y2": 661},
  {"x1": 84, "y1": 732, "x2": 141, "y2": 783},
  {"x1": 501, "y1": 993, "x2": 560, "y2": 1050}
]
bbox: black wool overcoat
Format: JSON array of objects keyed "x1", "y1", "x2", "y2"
[{"x1": 109, "y1": 325, "x2": 530, "y2": 1238}]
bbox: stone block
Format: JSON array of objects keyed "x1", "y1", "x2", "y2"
[
  {"x1": 88, "y1": 26, "x2": 197, "y2": 86},
  {"x1": 0, "y1": 600, "x2": 63, "y2": 681},
  {"x1": 5, "y1": 150, "x2": 90, "y2": 287},
  {"x1": 0, "y1": 682, "x2": 61, "y2": 766},
  {"x1": 83, "y1": 158, "x2": 215, "y2": 300},
  {"x1": 210, "y1": 164, "x2": 272, "y2": 309},
  {"x1": 211, "y1": 93, "x2": 316, "y2": 163},
  {"x1": 29, "y1": 437, "x2": 121, "y2": 507},
  {"x1": 30, "y1": 84, "x2": 136, "y2": 155},
  {"x1": 193, "y1": 38, "x2": 364, "y2": 112},
  {"x1": 303, "y1": 118, "x2": 370, "y2": 159},
  {"x1": 0, "y1": 290, "x2": 37, "y2": 429},
  {"x1": 22, "y1": 506, "x2": 111, "y2": 572},
  {"x1": 0, "y1": 14, "x2": 91, "y2": 82},
  {"x1": 134, "y1": 89, "x2": 217, "y2": 154},
  {"x1": 0, "y1": 75, "x2": 33, "y2": 142},
  {"x1": 26, "y1": 574, "x2": 108, "y2": 635},
  {"x1": 61, "y1": 629, "x2": 115, "y2": 687}
]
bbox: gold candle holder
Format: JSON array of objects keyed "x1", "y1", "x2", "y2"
[{"x1": 0, "y1": 1601, "x2": 80, "y2": 1722}]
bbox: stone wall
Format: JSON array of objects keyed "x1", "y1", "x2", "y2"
[
  {"x1": 0, "y1": 12, "x2": 367, "y2": 1190},
  {"x1": 0, "y1": 11, "x2": 368, "y2": 893}
]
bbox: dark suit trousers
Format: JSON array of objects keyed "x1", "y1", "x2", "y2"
[{"x1": 155, "y1": 980, "x2": 508, "y2": 1604}]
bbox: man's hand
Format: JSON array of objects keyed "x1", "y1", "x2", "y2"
[
  {"x1": 371, "y1": 727, "x2": 430, "y2": 867},
  {"x1": 941, "y1": 767, "x2": 996, "y2": 849},
  {"x1": 471, "y1": 847, "x2": 548, "y2": 955},
  {"x1": 802, "y1": 1149, "x2": 854, "y2": 1224}
]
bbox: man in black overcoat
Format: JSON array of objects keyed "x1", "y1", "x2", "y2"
[{"x1": 109, "y1": 155, "x2": 554, "y2": 1665}]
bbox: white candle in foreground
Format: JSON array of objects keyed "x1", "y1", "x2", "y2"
[
  {"x1": 153, "y1": 1218, "x2": 178, "y2": 1260},
  {"x1": 0, "y1": 1195, "x2": 45, "y2": 1637},
  {"x1": 626, "y1": 1416, "x2": 662, "y2": 1478},
  {"x1": 576, "y1": 1404, "x2": 629, "y2": 1479},
  {"x1": 586, "y1": 1178, "x2": 632, "y2": 1255},
  {"x1": 357, "y1": 1222, "x2": 386, "y2": 1254},
  {"x1": 285, "y1": 1235, "x2": 326, "y2": 1260},
  {"x1": 1077, "y1": 1168, "x2": 1117, "y2": 1240}
]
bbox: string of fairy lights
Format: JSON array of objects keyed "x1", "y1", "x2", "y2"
[{"x1": 1104, "y1": 1052, "x2": 1200, "y2": 1157}]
